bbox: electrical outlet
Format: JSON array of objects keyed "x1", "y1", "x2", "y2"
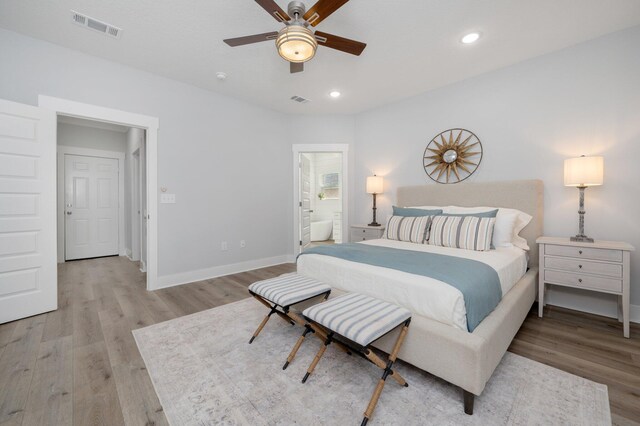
[
  {"x1": 240, "y1": 240, "x2": 246, "y2": 248},
  {"x1": 221, "y1": 241, "x2": 228, "y2": 251}
]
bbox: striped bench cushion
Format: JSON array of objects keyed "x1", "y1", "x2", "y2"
[
  {"x1": 303, "y1": 293, "x2": 411, "y2": 347},
  {"x1": 248, "y1": 273, "x2": 331, "y2": 307}
]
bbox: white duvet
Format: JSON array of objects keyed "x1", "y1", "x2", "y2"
[{"x1": 297, "y1": 239, "x2": 528, "y2": 331}]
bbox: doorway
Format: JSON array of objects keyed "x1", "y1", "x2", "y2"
[
  {"x1": 292, "y1": 144, "x2": 349, "y2": 254},
  {"x1": 129, "y1": 138, "x2": 147, "y2": 272},
  {"x1": 40, "y1": 95, "x2": 159, "y2": 290},
  {"x1": 63, "y1": 153, "x2": 120, "y2": 260}
]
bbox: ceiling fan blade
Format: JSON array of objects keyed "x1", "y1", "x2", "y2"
[
  {"x1": 255, "y1": 0, "x2": 290, "y2": 22},
  {"x1": 223, "y1": 31, "x2": 278, "y2": 47},
  {"x1": 314, "y1": 31, "x2": 366, "y2": 56},
  {"x1": 303, "y1": 0, "x2": 349, "y2": 26},
  {"x1": 290, "y1": 62, "x2": 304, "y2": 73}
]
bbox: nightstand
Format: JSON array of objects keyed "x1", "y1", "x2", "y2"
[
  {"x1": 537, "y1": 236, "x2": 635, "y2": 338},
  {"x1": 350, "y1": 224, "x2": 385, "y2": 242}
]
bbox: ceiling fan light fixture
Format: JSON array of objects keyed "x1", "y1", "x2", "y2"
[{"x1": 276, "y1": 25, "x2": 317, "y2": 63}]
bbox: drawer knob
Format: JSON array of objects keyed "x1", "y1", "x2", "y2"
[
  {"x1": 578, "y1": 278, "x2": 582, "y2": 283},
  {"x1": 578, "y1": 265, "x2": 582, "y2": 269},
  {"x1": 579, "y1": 250, "x2": 583, "y2": 255}
]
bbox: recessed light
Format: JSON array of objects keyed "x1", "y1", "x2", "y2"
[
  {"x1": 461, "y1": 32, "x2": 480, "y2": 44},
  {"x1": 329, "y1": 91, "x2": 341, "y2": 98}
]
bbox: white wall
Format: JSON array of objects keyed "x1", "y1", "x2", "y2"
[
  {"x1": 0, "y1": 28, "x2": 291, "y2": 285},
  {"x1": 2, "y1": 23, "x2": 639, "y2": 318},
  {"x1": 57, "y1": 122, "x2": 127, "y2": 152},
  {"x1": 353, "y1": 26, "x2": 640, "y2": 313}
]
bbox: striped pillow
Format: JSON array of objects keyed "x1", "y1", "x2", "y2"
[
  {"x1": 429, "y1": 215, "x2": 496, "y2": 251},
  {"x1": 384, "y1": 215, "x2": 433, "y2": 244}
]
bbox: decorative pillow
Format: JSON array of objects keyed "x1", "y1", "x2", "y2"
[
  {"x1": 429, "y1": 215, "x2": 496, "y2": 251},
  {"x1": 392, "y1": 206, "x2": 443, "y2": 217},
  {"x1": 441, "y1": 209, "x2": 498, "y2": 218},
  {"x1": 441, "y1": 209, "x2": 499, "y2": 248},
  {"x1": 384, "y1": 215, "x2": 434, "y2": 244},
  {"x1": 446, "y1": 206, "x2": 531, "y2": 250}
]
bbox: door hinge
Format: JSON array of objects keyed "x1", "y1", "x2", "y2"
[
  {"x1": 299, "y1": 240, "x2": 302, "y2": 246},
  {"x1": 299, "y1": 201, "x2": 302, "y2": 207}
]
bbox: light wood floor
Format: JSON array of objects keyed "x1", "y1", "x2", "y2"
[{"x1": 0, "y1": 257, "x2": 638, "y2": 425}]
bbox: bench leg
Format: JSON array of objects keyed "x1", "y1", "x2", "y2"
[
  {"x1": 302, "y1": 333, "x2": 332, "y2": 383},
  {"x1": 249, "y1": 306, "x2": 277, "y2": 344},
  {"x1": 252, "y1": 294, "x2": 294, "y2": 326},
  {"x1": 362, "y1": 320, "x2": 411, "y2": 425},
  {"x1": 463, "y1": 390, "x2": 475, "y2": 415},
  {"x1": 364, "y1": 349, "x2": 406, "y2": 387},
  {"x1": 362, "y1": 372, "x2": 389, "y2": 426},
  {"x1": 283, "y1": 325, "x2": 312, "y2": 370}
]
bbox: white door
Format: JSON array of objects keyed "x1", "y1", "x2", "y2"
[
  {"x1": 299, "y1": 154, "x2": 311, "y2": 251},
  {"x1": 64, "y1": 155, "x2": 119, "y2": 260},
  {"x1": 0, "y1": 99, "x2": 57, "y2": 324}
]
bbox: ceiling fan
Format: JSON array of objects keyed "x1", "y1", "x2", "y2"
[{"x1": 223, "y1": 0, "x2": 366, "y2": 73}]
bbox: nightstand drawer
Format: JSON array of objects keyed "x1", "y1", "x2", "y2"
[
  {"x1": 544, "y1": 257, "x2": 622, "y2": 278},
  {"x1": 351, "y1": 229, "x2": 381, "y2": 241},
  {"x1": 545, "y1": 244, "x2": 622, "y2": 262},
  {"x1": 544, "y1": 270, "x2": 622, "y2": 293}
]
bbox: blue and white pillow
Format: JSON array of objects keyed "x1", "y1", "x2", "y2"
[
  {"x1": 384, "y1": 215, "x2": 434, "y2": 244},
  {"x1": 429, "y1": 215, "x2": 496, "y2": 251}
]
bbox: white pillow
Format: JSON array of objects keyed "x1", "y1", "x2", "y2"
[
  {"x1": 511, "y1": 213, "x2": 533, "y2": 251},
  {"x1": 445, "y1": 206, "x2": 532, "y2": 250}
]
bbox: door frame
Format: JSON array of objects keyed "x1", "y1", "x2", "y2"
[
  {"x1": 39, "y1": 95, "x2": 159, "y2": 291},
  {"x1": 131, "y1": 149, "x2": 141, "y2": 262},
  {"x1": 56, "y1": 146, "x2": 125, "y2": 262},
  {"x1": 292, "y1": 144, "x2": 349, "y2": 254}
]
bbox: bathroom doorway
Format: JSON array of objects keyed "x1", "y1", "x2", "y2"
[{"x1": 292, "y1": 145, "x2": 349, "y2": 254}]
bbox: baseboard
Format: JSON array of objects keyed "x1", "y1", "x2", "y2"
[
  {"x1": 155, "y1": 254, "x2": 296, "y2": 290},
  {"x1": 545, "y1": 286, "x2": 640, "y2": 324}
]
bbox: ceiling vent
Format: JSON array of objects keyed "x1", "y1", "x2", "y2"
[
  {"x1": 290, "y1": 95, "x2": 310, "y2": 104},
  {"x1": 71, "y1": 10, "x2": 122, "y2": 39}
]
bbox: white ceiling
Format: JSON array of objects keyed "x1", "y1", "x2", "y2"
[{"x1": 1, "y1": 0, "x2": 639, "y2": 114}]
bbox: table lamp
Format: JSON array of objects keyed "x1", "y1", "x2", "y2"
[
  {"x1": 366, "y1": 175, "x2": 383, "y2": 227},
  {"x1": 564, "y1": 155, "x2": 603, "y2": 243}
]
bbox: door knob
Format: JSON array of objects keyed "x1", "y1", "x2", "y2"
[{"x1": 66, "y1": 211, "x2": 72, "y2": 215}]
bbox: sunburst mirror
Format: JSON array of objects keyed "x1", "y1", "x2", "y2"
[{"x1": 423, "y1": 128, "x2": 483, "y2": 184}]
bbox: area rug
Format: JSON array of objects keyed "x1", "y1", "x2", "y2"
[{"x1": 133, "y1": 298, "x2": 611, "y2": 425}]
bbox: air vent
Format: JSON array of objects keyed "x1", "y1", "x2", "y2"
[
  {"x1": 291, "y1": 95, "x2": 310, "y2": 104},
  {"x1": 71, "y1": 10, "x2": 122, "y2": 39}
]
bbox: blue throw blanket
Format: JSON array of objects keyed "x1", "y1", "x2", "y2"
[{"x1": 298, "y1": 243, "x2": 502, "y2": 332}]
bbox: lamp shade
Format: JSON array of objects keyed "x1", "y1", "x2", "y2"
[
  {"x1": 366, "y1": 175, "x2": 384, "y2": 194},
  {"x1": 564, "y1": 156, "x2": 604, "y2": 187}
]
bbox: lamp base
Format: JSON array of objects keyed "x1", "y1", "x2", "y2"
[
  {"x1": 368, "y1": 222, "x2": 381, "y2": 227},
  {"x1": 570, "y1": 235, "x2": 594, "y2": 243}
]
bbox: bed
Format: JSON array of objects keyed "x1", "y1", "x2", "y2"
[{"x1": 297, "y1": 179, "x2": 544, "y2": 414}]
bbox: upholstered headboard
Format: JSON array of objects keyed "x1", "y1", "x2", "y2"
[{"x1": 397, "y1": 180, "x2": 544, "y2": 267}]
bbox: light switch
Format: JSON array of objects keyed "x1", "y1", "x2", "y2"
[{"x1": 160, "y1": 193, "x2": 176, "y2": 204}]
